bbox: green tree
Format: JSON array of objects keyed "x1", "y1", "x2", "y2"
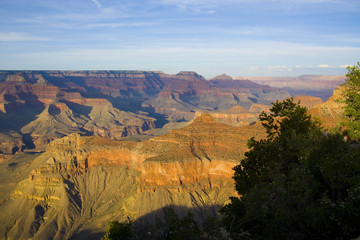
[
  {"x1": 101, "y1": 220, "x2": 133, "y2": 240},
  {"x1": 222, "y1": 98, "x2": 360, "y2": 240},
  {"x1": 342, "y1": 62, "x2": 360, "y2": 139},
  {"x1": 145, "y1": 207, "x2": 204, "y2": 240}
]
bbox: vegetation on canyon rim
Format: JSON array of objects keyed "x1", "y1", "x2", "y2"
[
  {"x1": 342, "y1": 62, "x2": 360, "y2": 139},
  {"x1": 102, "y1": 64, "x2": 360, "y2": 240},
  {"x1": 221, "y1": 63, "x2": 360, "y2": 240}
]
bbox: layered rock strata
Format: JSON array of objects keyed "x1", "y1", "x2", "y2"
[
  {"x1": 0, "y1": 70, "x2": 290, "y2": 155},
  {"x1": 0, "y1": 114, "x2": 266, "y2": 239}
]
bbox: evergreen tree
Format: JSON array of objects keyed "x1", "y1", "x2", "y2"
[
  {"x1": 342, "y1": 62, "x2": 360, "y2": 139},
  {"x1": 222, "y1": 98, "x2": 360, "y2": 240},
  {"x1": 101, "y1": 220, "x2": 133, "y2": 240}
]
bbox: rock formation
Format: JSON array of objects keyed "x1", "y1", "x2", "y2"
[
  {"x1": 0, "y1": 70, "x2": 291, "y2": 155},
  {"x1": 292, "y1": 95, "x2": 323, "y2": 110},
  {"x1": 0, "y1": 114, "x2": 267, "y2": 239},
  {"x1": 309, "y1": 85, "x2": 346, "y2": 129}
]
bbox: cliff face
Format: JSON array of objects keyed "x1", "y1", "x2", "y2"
[
  {"x1": 0, "y1": 70, "x2": 290, "y2": 155},
  {"x1": 0, "y1": 130, "x2": 23, "y2": 155},
  {"x1": 292, "y1": 95, "x2": 323, "y2": 110},
  {"x1": 0, "y1": 73, "x2": 157, "y2": 152},
  {"x1": 0, "y1": 114, "x2": 267, "y2": 239},
  {"x1": 309, "y1": 85, "x2": 345, "y2": 129}
]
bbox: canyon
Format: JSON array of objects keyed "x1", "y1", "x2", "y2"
[
  {"x1": 0, "y1": 114, "x2": 267, "y2": 239},
  {"x1": 0, "y1": 70, "x2": 345, "y2": 239},
  {"x1": 0, "y1": 70, "x2": 292, "y2": 155}
]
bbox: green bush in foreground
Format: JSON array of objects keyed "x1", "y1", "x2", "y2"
[{"x1": 101, "y1": 220, "x2": 132, "y2": 240}]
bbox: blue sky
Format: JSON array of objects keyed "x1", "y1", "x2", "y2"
[{"x1": 0, "y1": 0, "x2": 359, "y2": 78}]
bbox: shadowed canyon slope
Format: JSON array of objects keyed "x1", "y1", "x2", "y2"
[
  {"x1": 0, "y1": 70, "x2": 290, "y2": 155},
  {"x1": 0, "y1": 114, "x2": 267, "y2": 239}
]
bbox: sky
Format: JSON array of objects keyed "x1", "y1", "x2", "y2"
[{"x1": 0, "y1": 0, "x2": 360, "y2": 78}]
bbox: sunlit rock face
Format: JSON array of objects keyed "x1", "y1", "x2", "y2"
[
  {"x1": 0, "y1": 70, "x2": 291, "y2": 156},
  {"x1": 292, "y1": 95, "x2": 323, "y2": 110},
  {"x1": 309, "y1": 85, "x2": 346, "y2": 129},
  {"x1": 0, "y1": 114, "x2": 267, "y2": 239}
]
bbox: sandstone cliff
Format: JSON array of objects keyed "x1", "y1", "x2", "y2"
[
  {"x1": 293, "y1": 95, "x2": 323, "y2": 110},
  {"x1": 309, "y1": 85, "x2": 346, "y2": 129},
  {"x1": 0, "y1": 114, "x2": 267, "y2": 239},
  {"x1": 0, "y1": 70, "x2": 291, "y2": 156}
]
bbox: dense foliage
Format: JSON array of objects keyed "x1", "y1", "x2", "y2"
[
  {"x1": 343, "y1": 62, "x2": 360, "y2": 139},
  {"x1": 221, "y1": 98, "x2": 360, "y2": 239},
  {"x1": 101, "y1": 220, "x2": 133, "y2": 240},
  {"x1": 138, "y1": 207, "x2": 203, "y2": 240},
  {"x1": 102, "y1": 207, "x2": 223, "y2": 240}
]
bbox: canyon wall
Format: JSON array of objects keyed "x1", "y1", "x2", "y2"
[
  {"x1": 0, "y1": 114, "x2": 267, "y2": 239},
  {"x1": 0, "y1": 70, "x2": 290, "y2": 156}
]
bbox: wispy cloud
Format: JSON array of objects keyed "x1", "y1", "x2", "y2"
[
  {"x1": 87, "y1": 22, "x2": 155, "y2": 28},
  {"x1": 0, "y1": 32, "x2": 49, "y2": 42},
  {"x1": 1, "y1": 0, "x2": 358, "y2": 77},
  {"x1": 2, "y1": 41, "x2": 358, "y2": 77},
  {"x1": 91, "y1": 0, "x2": 102, "y2": 9},
  {"x1": 267, "y1": 65, "x2": 293, "y2": 72},
  {"x1": 340, "y1": 64, "x2": 353, "y2": 68},
  {"x1": 90, "y1": 0, "x2": 120, "y2": 16}
]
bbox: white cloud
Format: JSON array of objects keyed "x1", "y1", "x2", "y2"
[
  {"x1": 340, "y1": 64, "x2": 352, "y2": 68},
  {"x1": 318, "y1": 64, "x2": 330, "y2": 68},
  {"x1": 0, "y1": 32, "x2": 49, "y2": 42},
  {"x1": 91, "y1": 0, "x2": 102, "y2": 9}
]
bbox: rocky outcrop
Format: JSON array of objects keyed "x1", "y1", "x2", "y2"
[
  {"x1": 309, "y1": 85, "x2": 345, "y2": 129},
  {"x1": 0, "y1": 114, "x2": 267, "y2": 239},
  {"x1": 5, "y1": 73, "x2": 26, "y2": 83},
  {"x1": 249, "y1": 103, "x2": 271, "y2": 115},
  {"x1": 293, "y1": 95, "x2": 323, "y2": 110},
  {"x1": 0, "y1": 130, "x2": 23, "y2": 154},
  {"x1": 193, "y1": 108, "x2": 258, "y2": 126},
  {"x1": 210, "y1": 73, "x2": 233, "y2": 81}
]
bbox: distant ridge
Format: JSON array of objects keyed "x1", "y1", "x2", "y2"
[
  {"x1": 235, "y1": 75, "x2": 345, "y2": 100},
  {"x1": 210, "y1": 73, "x2": 233, "y2": 81}
]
